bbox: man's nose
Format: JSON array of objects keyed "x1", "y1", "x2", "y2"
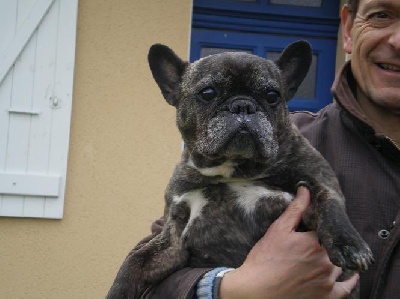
[{"x1": 388, "y1": 22, "x2": 400, "y2": 52}]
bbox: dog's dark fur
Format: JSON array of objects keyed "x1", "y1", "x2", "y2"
[{"x1": 107, "y1": 41, "x2": 373, "y2": 298}]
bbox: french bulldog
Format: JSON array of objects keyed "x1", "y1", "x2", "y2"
[{"x1": 107, "y1": 41, "x2": 373, "y2": 299}]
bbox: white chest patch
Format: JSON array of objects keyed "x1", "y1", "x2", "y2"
[
  {"x1": 173, "y1": 189, "x2": 207, "y2": 235},
  {"x1": 228, "y1": 182, "x2": 293, "y2": 216}
]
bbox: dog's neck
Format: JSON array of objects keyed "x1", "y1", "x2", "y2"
[{"x1": 182, "y1": 149, "x2": 271, "y2": 181}]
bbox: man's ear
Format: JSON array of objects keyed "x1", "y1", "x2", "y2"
[
  {"x1": 148, "y1": 44, "x2": 188, "y2": 106},
  {"x1": 341, "y1": 4, "x2": 353, "y2": 55},
  {"x1": 275, "y1": 40, "x2": 312, "y2": 100}
]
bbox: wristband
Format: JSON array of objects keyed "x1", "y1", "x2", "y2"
[
  {"x1": 197, "y1": 267, "x2": 235, "y2": 299},
  {"x1": 213, "y1": 268, "x2": 235, "y2": 298}
]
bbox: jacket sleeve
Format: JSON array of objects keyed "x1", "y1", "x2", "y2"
[
  {"x1": 143, "y1": 267, "x2": 212, "y2": 299},
  {"x1": 138, "y1": 218, "x2": 213, "y2": 299}
]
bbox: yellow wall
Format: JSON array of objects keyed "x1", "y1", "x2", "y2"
[
  {"x1": 0, "y1": 0, "x2": 191, "y2": 298},
  {"x1": 0, "y1": 1, "x2": 348, "y2": 298}
]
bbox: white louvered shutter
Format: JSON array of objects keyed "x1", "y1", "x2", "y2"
[{"x1": 0, "y1": 0, "x2": 78, "y2": 219}]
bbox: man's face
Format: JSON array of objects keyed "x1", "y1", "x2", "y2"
[{"x1": 342, "y1": 0, "x2": 400, "y2": 112}]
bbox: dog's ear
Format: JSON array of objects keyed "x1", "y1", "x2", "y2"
[
  {"x1": 275, "y1": 41, "x2": 312, "y2": 100},
  {"x1": 148, "y1": 44, "x2": 188, "y2": 106}
]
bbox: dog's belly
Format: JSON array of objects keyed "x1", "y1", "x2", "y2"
[{"x1": 173, "y1": 181, "x2": 294, "y2": 268}]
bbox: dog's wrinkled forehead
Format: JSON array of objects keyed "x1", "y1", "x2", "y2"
[{"x1": 182, "y1": 52, "x2": 282, "y2": 93}]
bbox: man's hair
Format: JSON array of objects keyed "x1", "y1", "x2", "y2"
[{"x1": 347, "y1": 0, "x2": 359, "y2": 17}]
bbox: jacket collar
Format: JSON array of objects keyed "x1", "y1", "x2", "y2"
[
  {"x1": 332, "y1": 61, "x2": 400, "y2": 162},
  {"x1": 331, "y1": 61, "x2": 375, "y2": 132}
]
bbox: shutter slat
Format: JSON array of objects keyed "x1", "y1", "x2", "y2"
[{"x1": 0, "y1": 173, "x2": 60, "y2": 197}]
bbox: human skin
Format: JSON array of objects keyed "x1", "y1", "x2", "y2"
[
  {"x1": 219, "y1": 187, "x2": 359, "y2": 299},
  {"x1": 342, "y1": 0, "x2": 400, "y2": 146}
]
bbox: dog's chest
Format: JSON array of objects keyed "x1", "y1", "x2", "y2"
[
  {"x1": 228, "y1": 182, "x2": 293, "y2": 215},
  {"x1": 171, "y1": 181, "x2": 294, "y2": 267},
  {"x1": 172, "y1": 181, "x2": 293, "y2": 236}
]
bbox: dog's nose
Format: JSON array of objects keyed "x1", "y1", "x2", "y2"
[{"x1": 229, "y1": 99, "x2": 256, "y2": 115}]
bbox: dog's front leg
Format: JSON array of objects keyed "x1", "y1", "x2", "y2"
[
  {"x1": 300, "y1": 183, "x2": 373, "y2": 272},
  {"x1": 106, "y1": 222, "x2": 189, "y2": 299}
]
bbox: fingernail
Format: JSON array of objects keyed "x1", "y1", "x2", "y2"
[
  {"x1": 295, "y1": 185, "x2": 310, "y2": 205},
  {"x1": 299, "y1": 180, "x2": 310, "y2": 188},
  {"x1": 297, "y1": 185, "x2": 307, "y2": 195}
]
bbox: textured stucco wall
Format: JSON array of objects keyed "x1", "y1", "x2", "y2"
[{"x1": 0, "y1": 0, "x2": 191, "y2": 298}]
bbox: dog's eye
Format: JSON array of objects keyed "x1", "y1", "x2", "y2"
[
  {"x1": 199, "y1": 87, "x2": 216, "y2": 102},
  {"x1": 265, "y1": 91, "x2": 281, "y2": 107}
]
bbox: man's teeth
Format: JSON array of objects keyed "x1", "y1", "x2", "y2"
[{"x1": 379, "y1": 63, "x2": 400, "y2": 71}]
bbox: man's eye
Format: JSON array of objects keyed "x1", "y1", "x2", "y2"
[
  {"x1": 199, "y1": 87, "x2": 216, "y2": 102},
  {"x1": 366, "y1": 11, "x2": 393, "y2": 27},
  {"x1": 370, "y1": 12, "x2": 389, "y2": 19}
]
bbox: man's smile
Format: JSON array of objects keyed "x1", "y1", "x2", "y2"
[{"x1": 377, "y1": 63, "x2": 400, "y2": 72}]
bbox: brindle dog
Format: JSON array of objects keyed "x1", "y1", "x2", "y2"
[{"x1": 107, "y1": 41, "x2": 373, "y2": 299}]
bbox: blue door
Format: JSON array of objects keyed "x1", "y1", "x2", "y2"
[{"x1": 190, "y1": 0, "x2": 340, "y2": 112}]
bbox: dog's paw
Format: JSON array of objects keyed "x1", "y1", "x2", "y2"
[{"x1": 318, "y1": 224, "x2": 374, "y2": 271}]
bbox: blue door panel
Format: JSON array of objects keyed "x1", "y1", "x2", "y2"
[
  {"x1": 190, "y1": 0, "x2": 340, "y2": 112},
  {"x1": 190, "y1": 28, "x2": 337, "y2": 112},
  {"x1": 194, "y1": 0, "x2": 339, "y2": 20}
]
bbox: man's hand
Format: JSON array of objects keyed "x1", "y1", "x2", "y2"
[{"x1": 219, "y1": 186, "x2": 359, "y2": 299}]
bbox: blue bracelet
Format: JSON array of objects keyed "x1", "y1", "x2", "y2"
[{"x1": 197, "y1": 267, "x2": 235, "y2": 299}]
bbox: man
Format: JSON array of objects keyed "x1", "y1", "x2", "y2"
[{"x1": 135, "y1": 0, "x2": 400, "y2": 297}]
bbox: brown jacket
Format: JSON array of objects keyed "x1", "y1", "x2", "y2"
[{"x1": 139, "y1": 62, "x2": 400, "y2": 299}]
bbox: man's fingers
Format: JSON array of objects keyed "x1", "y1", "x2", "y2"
[
  {"x1": 330, "y1": 266, "x2": 343, "y2": 281},
  {"x1": 276, "y1": 185, "x2": 311, "y2": 232},
  {"x1": 329, "y1": 273, "x2": 359, "y2": 299}
]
